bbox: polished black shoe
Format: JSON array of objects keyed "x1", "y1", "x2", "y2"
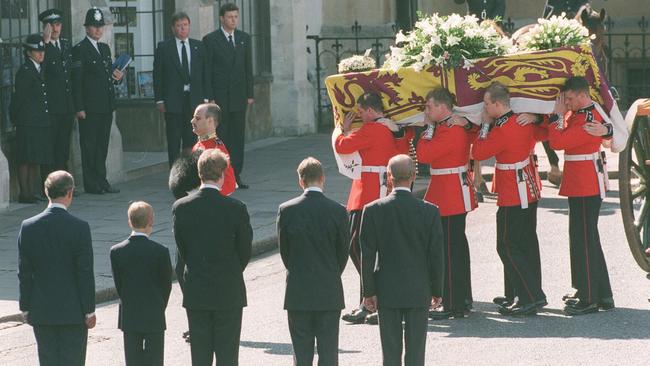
[
  {"x1": 341, "y1": 309, "x2": 369, "y2": 324},
  {"x1": 18, "y1": 195, "x2": 37, "y2": 204},
  {"x1": 365, "y1": 312, "x2": 378, "y2": 325},
  {"x1": 102, "y1": 185, "x2": 120, "y2": 194},
  {"x1": 493, "y1": 296, "x2": 515, "y2": 308},
  {"x1": 535, "y1": 298, "x2": 548, "y2": 309},
  {"x1": 562, "y1": 291, "x2": 579, "y2": 304},
  {"x1": 499, "y1": 302, "x2": 538, "y2": 316},
  {"x1": 564, "y1": 301, "x2": 599, "y2": 316},
  {"x1": 182, "y1": 330, "x2": 190, "y2": 343},
  {"x1": 236, "y1": 180, "x2": 249, "y2": 189},
  {"x1": 598, "y1": 297, "x2": 615, "y2": 311},
  {"x1": 429, "y1": 309, "x2": 466, "y2": 320}
]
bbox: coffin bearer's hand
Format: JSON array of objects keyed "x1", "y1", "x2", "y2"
[
  {"x1": 342, "y1": 111, "x2": 357, "y2": 134},
  {"x1": 517, "y1": 113, "x2": 538, "y2": 126},
  {"x1": 553, "y1": 93, "x2": 567, "y2": 116}
]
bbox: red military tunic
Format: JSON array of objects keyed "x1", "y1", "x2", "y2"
[
  {"x1": 334, "y1": 122, "x2": 399, "y2": 211},
  {"x1": 417, "y1": 121, "x2": 478, "y2": 216},
  {"x1": 548, "y1": 104, "x2": 607, "y2": 197},
  {"x1": 472, "y1": 111, "x2": 541, "y2": 207},
  {"x1": 193, "y1": 136, "x2": 236, "y2": 196}
]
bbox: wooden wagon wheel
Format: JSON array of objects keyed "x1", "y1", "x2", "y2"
[{"x1": 619, "y1": 99, "x2": 650, "y2": 273}]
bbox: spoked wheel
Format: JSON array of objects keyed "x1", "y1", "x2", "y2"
[{"x1": 619, "y1": 112, "x2": 650, "y2": 273}]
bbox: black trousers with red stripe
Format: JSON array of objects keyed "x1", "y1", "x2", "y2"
[
  {"x1": 349, "y1": 209, "x2": 363, "y2": 304},
  {"x1": 568, "y1": 196, "x2": 613, "y2": 303},
  {"x1": 441, "y1": 213, "x2": 473, "y2": 312},
  {"x1": 496, "y1": 203, "x2": 546, "y2": 305}
]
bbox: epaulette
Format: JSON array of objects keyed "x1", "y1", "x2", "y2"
[{"x1": 495, "y1": 110, "x2": 514, "y2": 127}]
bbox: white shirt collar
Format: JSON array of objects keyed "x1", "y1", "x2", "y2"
[
  {"x1": 200, "y1": 183, "x2": 221, "y2": 191},
  {"x1": 304, "y1": 186, "x2": 323, "y2": 193},
  {"x1": 86, "y1": 36, "x2": 99, "y2": 51},
  {"x1": 175, "y1": 37, "x2": 188, "y2": 44},
  {"x1": 221, "y1": 27, "x2": 235, "y2": 38},
  {"x1": 130, "y1": 231, "x2": 149, "y2": 238},
  {"x1": 48, "y1": 203, "x2": 67, "y2": 210},
  {"x1": 393, "y1": 187, "x2": 411, "y2": 192},
  {"x1": 30, "y1": 58, "x2": 41, "y2": 72}
]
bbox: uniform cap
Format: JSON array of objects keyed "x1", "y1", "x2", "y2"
[
  {"x1": 84, "y1": 7, "x2": 105, "y2": 27},
  {"x1": 39, "y1": 9, "x2": 63, "y2": 24},
  {"x1": 23, "y1": 34, "x2": 45, "y2": 51}
]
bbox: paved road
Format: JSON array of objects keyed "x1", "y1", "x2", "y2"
[{"x1": 1, "y1": 180, "x2": 648, "y2": 365}]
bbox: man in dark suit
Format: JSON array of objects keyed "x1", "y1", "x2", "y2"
[
  {"x1": 172, "y1": 149, "x2": 253, "y2": 366},
  {"x1": 154, "y1": 12, "x2": 209, "y2": 167},
  {"x1": 18, "y1": 170, "x2": 96, "y2": 366},
  {"x1": 361, "y1": 154, "x2": 444, "y2": 366},
  {"x1": 71, "y1": 7, "x2": 123, "y2": 194},
  {"x1": 110, "y1": 201, "x2": 172, "y2": 366},
  {"x1": 277, "y1": 157, "x2": 349, "y2": 366},
  {"x1": 203, "y1": 2, "x2": 254, "y2": 189},
  {"x1": 40, "y1": 9, "x2": 74, "y2": 172}
]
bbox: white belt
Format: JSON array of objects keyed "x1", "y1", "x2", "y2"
[
  {"x1": 361, "y1": 165, "x2": 388, "y2": 198},
  {"x1": 495, "y1": 158, "x2": 530, "y2": 209},
  {"x1": 564, "y1": 152, "x2": 608, "y2": 199},
  {"x1": 430, "y1": 165, "x2": 472, "y2": 212}
]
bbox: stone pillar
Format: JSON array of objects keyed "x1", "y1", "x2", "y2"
[
  {"x1": 0, "y1": 150, "x2": 9, "y2": 209},
  {"x1": 174, "y1": 0, "x2": 216, "y2": 39},
  {"x1": 270, "y1": 0, "x2": 316, "y2": 136}
]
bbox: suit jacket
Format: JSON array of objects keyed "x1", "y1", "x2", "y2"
[
  {"x1": 71, "y1": 37, "x2": 116, "y2": 113},
  {"x1": 43, "y1": 38, "x2": 74, "y2": 115},
  {"x1": 360, "y1": 190, "x2": 444, "y2": 309},
  {"x1": 153, "y1": 38, "x2": 209, "y2": 113},
  {"x1": 277, "y1": 190, "x2": 349, "y2": 311},
  {"x1": 202, "y1": 29, "x2": 253, "y2": 112},
  {"x1": 172, "y1": 187, "x2": 253, "y2": 310},
  {"x1": 10, "y1": 60, "x2": 50, "y2": 127},
  {"x1": 18, "y1": 206, "x2": 95, "y2": 325},
  {"x1": 110, "y1": 235, "x2": 172, "y2": 333}
]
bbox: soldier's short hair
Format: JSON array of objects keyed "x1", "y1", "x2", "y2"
[
  {"x1": 171, "y1": 11, "x2": 190, "y2": 25},
  {"x1": 202, "y1": 103, "x2": 221, "y2": 126},
  {"x1": 426, "y1": 88, "x2": 455, "y2": 110},
  {"x1": 128, "y1": 201, "x2": 153, "y2": 229},
  {"x1": 219, "y1": 3, "x2": 239, "y2": 16},
  {"x1": 357, "y1": 92, "x2": 384, "y2": 113},
  {"x1": 297, "y1": 157, "x2": 324, "y2": 185},
  {"x1": 562, "y1": 76, "x2": 590, "y2": 95},
  {"x1": 44, "y1": 170, "x2": 74, "y2": 200},
  {"x1": 388, "y1": 154, "x2": 415, "y2": 183},
  {"x1": 484, "y1": 82, "x2": 510, "y2": 106},
  {"x1": 198, "y1": 149, "x2": 228, "y2": 182}
]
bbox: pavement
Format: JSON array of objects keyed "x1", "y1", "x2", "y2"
[{"x1": 0, "y1": 133, "x2": 619, "y2": 324}]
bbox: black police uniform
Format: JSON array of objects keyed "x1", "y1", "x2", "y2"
[
  {"x1": 10, "y1": 35, "x2": 53, "y2": 166},
  {"x1": 39, "y1": 9, "x2": 75, "y2": 171},
  {"x1": 71, "y1": 8, "x2": 119, "y2": 194}
]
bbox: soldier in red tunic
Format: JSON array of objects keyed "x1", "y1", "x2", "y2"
[
  {"x1": 472, "y1": 82, "x2": 547, "y2": 316},
  {"x1": 334, "y1": 92, "x2": 402, "y2": 324},
  {"x1": 417, "y1": 88, "x2": 478, "y2": 319},
  {"x1": 548, "y1": 76, "x2": 614, "y2": 315},
  {"x1": 190, "y1": 103, "x2": 236, "y2": 196}
]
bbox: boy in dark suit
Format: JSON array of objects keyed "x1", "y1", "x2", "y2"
[
  {"x1": 360, "y1": 155, "x2": 444, "y2": 366},
  {"x1": 18, "y1": 170, "x2": 96, "y2": 366},
  {"x1": 277, "y1": 157, "x2": 349, "y2": 366},
  {"x1": 110, "y1": 201, "x2": 172, "y2": 365}
]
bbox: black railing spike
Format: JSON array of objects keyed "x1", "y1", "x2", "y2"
[
  {"x1": 503, "y1": 17, "x2": 515, "y2": 33},
  {"x1": 604, "y1": 16, "x2": 615, "y2": 30},
  {"x1": 639, "y1": 16, "x2": 649, "y2": 32},
  {"x1": 352, "y1": 20, "x2": 361, "y2": 36}
]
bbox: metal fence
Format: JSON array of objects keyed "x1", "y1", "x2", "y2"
[{"x1": 308, "y1": 17, "x2": 650, "y2": 132}]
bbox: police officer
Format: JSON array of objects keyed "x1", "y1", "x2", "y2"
[
  {"x1": 39, "y1": 9, "x2": 74, "y2": 172},
  {"x1": 71, "y1": 7, "x2": 123, "y2": 194},
  {"x1": 10, "y1": 34, "x2": 52, "y2": 204}
]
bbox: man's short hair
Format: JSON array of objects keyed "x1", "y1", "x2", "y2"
[
  {"x1": 128, "y1": 201, "x2": 153, "y2": 229},
  {"x1": 357, "y1": 92, "x2": 384, "y2": 113},
  {"x1": 171, "y1": 11, "x2": 190, "y2": 24},
  {"x1": 44, "y1": 171, "x2": 74, "y2": 200},
  {"x1": 484, "y1": 82, "x2": 510, "y2": 106},
  {"x1": 198, "y1": 149, "x2": 229, "y2": 182},
  {"x1": 297, "y1": 157, "x2": 324, "y2": 185},
  {"x1": 219, "y1": 3, "x2": 239, "y2": 16},
  {"x1": 562, "y1": 76, "x2": 590, "y2": 95},
  {"x1": 388, "y1": 154, "x2": 415, "y2": 183},
  {"x1": 202, "y1": 103, "x2": 221, "y2": 126},
  {"x1": 425, "y1": 88, "x2": 455, "y2": 110}
]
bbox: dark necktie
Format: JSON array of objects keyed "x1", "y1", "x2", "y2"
[
  {"x1": 56, "y1": 40, "x2": 60, "y2": 51},
  {"x1": 228, "y1": 34, "x2": 235, "y2": 49},
  {"x1": 181, "y1": 40, "x2": 190, "y2": 78}
]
